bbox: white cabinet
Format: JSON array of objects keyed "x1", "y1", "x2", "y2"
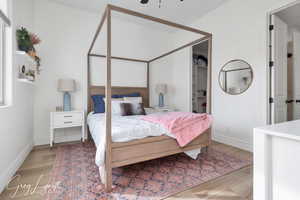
[
  {"x1": 254, "y1": 120, "x2": 300, "y2": 200},
  {"x1": 50, "y1": 111, "x2": 85, "y2": 147},
  {"x1": 145, "y1": 106, "x2": 177, "y2": 114}
]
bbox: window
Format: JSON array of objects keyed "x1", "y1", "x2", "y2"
[{"x1": 0, "y1": 4, "x2": 10, "y2": 105}]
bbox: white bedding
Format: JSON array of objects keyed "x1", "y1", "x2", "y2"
[{"x1": 87, "y1": 112, "x2": 201, "y2": 166}]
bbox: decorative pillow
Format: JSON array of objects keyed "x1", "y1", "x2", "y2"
[
  {"x1": 126, "y1": 93, "x2": 140, "y2": 97},
  {"x1": 123, "y1": 97, "x2": 143, "y2": 103},
  {"x1": 112, "y1": 100, "x2": 125, "y2": 115},
  {"x1": 115, "y1": 93, "x2": 140, "y2": 98},
  {"x1": 92, "y1": 95, "x2": 105, "y2": 113},
  {"x1": 132, "y1": 103, "x2": 146, "y2": 115},
  {"x1": 119, "y1": 102, "x2": 146, "y2": 116},
  {"x1": 92, "y1": 95, "x2": 121, "y2": 114},
  {"x1": 120, "y1": 103, "x2": 133, "y2": 116},
  {"x1": 103, "y1": 98, "x2": 124, "y2": 115},
  {"x1": 103, "y1": 98, "x2": 124, "y2": 101}
]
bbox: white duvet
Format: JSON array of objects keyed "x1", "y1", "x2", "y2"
[{"x1": 87, "y1": 112, "x2": 201, "y2": 167}]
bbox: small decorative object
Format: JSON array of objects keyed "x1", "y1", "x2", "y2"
[
  {"x1": 16, "y1": 27, "x2": 32, "y2": 52},
  {"x1": 58, "y1": 79, "x2": 76, "y2": 111},
  {"x1": 25, "y1": 70, "x2": 35, "y2": 81},
  {"x1": 155, "y1": 84, "x2": 167, "y2": 107},
  {"x1": 21, "y1": 65, "x2": 26, "y2": 73},
  {"x1": 56, "y1": 106, "x2": 63, "y2": 112},
  {"x1": 16, "y1": 27, "x2": 42, "y2": 73},
  {"x1": 18, "y1": 65, "x2": 27, "y2": 79}
]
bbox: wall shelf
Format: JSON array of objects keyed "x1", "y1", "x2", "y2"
[
  {"x1": 15, "y1": 51, "x2": 36, "y2": 64},
  {"x1": 17, "y1": 78, "x2": 35, "y2": 85},
  {"x1": 15, "y1": 50, "x2": 26, "y2": 55}
]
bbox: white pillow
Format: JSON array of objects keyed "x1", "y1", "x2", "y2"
[
  {"x1": 104, "y1": 98, "x2": 124, "y2": 115},
  {"x1": 123, "y1": 97, "x2": 143, "y2": 103},
  {"x1": 111, "y1": 101, "x2": 124, "y2": 115}
]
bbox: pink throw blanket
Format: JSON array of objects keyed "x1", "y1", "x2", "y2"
[{"x1": 141, "y1": 112, "x2": 212, "y2": 147}]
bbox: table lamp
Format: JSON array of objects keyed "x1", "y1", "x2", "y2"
[
  {"x1": 155, "y1": 84, "x2": 167, "y2": 107},
  {"x1": 58, "y1": 79, "x2": 76, "y2": 111}
]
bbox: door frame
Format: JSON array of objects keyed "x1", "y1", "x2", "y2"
[
  {"x1": 190, "y1": 39, "x2": 210, "y2": 113},
  {"x1": 266, "y1": 0, "x2": 300, "y2": 124}
]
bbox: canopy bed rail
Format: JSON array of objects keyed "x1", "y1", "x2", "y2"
[
  {"x1": 87, "y1": 4, "x2": 212, "y2": 192},
  {"x1": 89, "y1": 54, "x2": 149, "y2": 63}
]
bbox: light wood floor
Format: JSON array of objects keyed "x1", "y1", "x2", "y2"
[{"x1": 0, "y1": 141, "x2": 252, "y2": 200}]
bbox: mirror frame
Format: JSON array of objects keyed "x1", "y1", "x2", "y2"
[{"x1": 218, "y1": 59, "x2": 254, "y2": 95}]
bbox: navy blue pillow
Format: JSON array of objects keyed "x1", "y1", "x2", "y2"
[
  {"x1": 117, "y1": 93, "x2": 140, "y2": 98},
  {"x1": 92, "y1": 95, "x2": 105, "y2": 113}
]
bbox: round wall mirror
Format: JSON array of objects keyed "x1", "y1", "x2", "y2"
[{"x1": 219, "y1": 60, "x2": 253, "y2": 95}]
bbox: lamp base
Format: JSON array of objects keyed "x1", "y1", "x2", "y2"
[
  {"x1": 158, "y1": 93, "x2": 164, "y2": 107},
  {"x1": 63, "y1": 92, "x2": 72, "y2": 111}
]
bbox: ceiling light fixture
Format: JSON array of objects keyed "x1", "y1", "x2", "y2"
[
  {"x1": 140, "y1": 0, "x2": 184, "y2": 8},
  {"x1": 140, "y1": 0, "x2": 149, "y2": 4}
]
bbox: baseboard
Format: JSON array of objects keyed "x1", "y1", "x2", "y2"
[
  {"x1": 35, "y1": 134, "x2": 82, "y2": 146},
  {"x1": 0, "y1": 142, "x2": 33, "y2": 193},
  {"x1": 213, "y1": 133, "x2": 253, "y2": 152}
]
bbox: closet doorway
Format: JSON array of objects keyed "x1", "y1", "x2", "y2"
[
  {"x1": 192, "y1": 41, "x2": 208, "y2": 113},
  {"x1": 268, "y1": 1, "x2": 300, "y2": 124}
]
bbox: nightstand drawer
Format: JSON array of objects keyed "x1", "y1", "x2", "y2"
[{"x1": 52, "y1": 113, "x2": 83, "y2": 127}]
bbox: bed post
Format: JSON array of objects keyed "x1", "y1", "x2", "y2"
[
  {"x1": 87, "y1": 54, "x2": 91, "y2": 140},
  {"x1": 104, "y1": 5, "x2": 113, "y2": 192},
  {"x1": 147, "y1": 62, "x2": 150, "y2": 106},
  {"x1": 207, "y1": 36, "x2": 212, "y2": 146}
]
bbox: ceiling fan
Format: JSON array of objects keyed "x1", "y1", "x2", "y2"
[{"x1": 140, "y1": 0, "x2": 184, "y2": 8}]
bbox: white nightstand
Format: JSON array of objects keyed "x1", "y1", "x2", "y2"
[
  {"x1": 146, "y1": 106, "x2": 177, "y2": 114},
  {"x1": 50, "y1": 111, "x2": 85, "y2": 147}
]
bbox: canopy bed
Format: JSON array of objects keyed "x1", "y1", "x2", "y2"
[{"x1": 87, "y1": 4, "x2": 212, "y2": 192}]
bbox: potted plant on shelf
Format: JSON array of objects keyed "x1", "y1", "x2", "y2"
[{"x1": 16, "y1": 27, "x2": 42, "y2": 73}]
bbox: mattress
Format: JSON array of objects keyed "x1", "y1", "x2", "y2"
[{"x1": 87, "y1": 112, "x2": 201, "y2": 166}]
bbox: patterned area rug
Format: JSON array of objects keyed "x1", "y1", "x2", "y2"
[{"x1": 47, "y1": 142, "x2": 251, "y2": 200}]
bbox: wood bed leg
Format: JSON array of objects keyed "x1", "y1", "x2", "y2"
[
  {"x1": 202, "y1": 146, "x2": 209, "y2": 153},
  {"x1": 202, "y1": 128, "x2": 212, "y2": 153},
  {"x1": 99, "y1": 165, "x2": 112, "y2": 192},
  {"x1": 99, "y1": 166, "x2": 106, "y2": 184},
  {"x1": 104, "y1": 165, "x2": 112, "y2": 192}
]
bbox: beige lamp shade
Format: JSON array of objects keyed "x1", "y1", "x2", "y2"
[
  {"x1": 58, "y1": 79, "x2": 76, "y2": 92},
  {"x1": 155, "y1": 84, "x2": 167, "y2": 94}
]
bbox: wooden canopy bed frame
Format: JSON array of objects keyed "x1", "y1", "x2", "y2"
[{"x1": 87, "y1": 4, "x2": 212, "y2": 192}]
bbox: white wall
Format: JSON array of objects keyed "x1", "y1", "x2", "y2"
[
  {"x1": 149, "y1": 48, "x2": 192, "y2": 111},
  {"x1": 33, "y1": 0, "x2": 98, "y2": 145},
  {"x1": 169, "y1": 0, "x2": 299, "y2": 151},
  {"x1": 33, "y1": 0, "x2": 171, "y2": 145},
  {"x1": 0, "y1": 0, "x2": 35, "y2": 193}
]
